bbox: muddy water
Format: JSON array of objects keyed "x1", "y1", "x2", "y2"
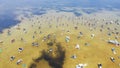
[{"x1": 0, "y1": 10, "x2": 120, "y2": 68}]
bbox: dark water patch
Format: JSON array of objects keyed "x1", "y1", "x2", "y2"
[
  {"x1": 30, "y1": 8, "x2": 46, "y2": 15},
  {"x1": 32, "y1": 10, "x2": 46, "y2": 15},
  {"x1": 57, "y1": 8, "x2": 82, "y2": 16},
  {"x1": 74, "y1": 12, "x2": 82, "y2": 16},
  {"x1": 17, "y1": 8, "x2": 47, "y2": 17},
  {"x1": 47, "y1": 41, "x2": 54, "y2": 46},
  {"x1": 29, "y1": 63, "x2": 37, "y2": 68},
  {"x1": 30, "y1": 43, "x2": 66, "y2": 68},
  {"x1": 82, "y1": 9, "x2": 98, "y2": 14},
  {"x1": 0, "y1": 7, "x2": 47, "y2": 32},
  {"x1": 58, "y1": 8, "x2": 74, "y2": 12},
  {"x1": 0, "y1": 13, "x2": 21, "y2": 32}
]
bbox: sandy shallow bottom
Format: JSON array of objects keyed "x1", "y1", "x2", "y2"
[{"x1": 0, "y1": 10, "x2": 120, "y2": 68}]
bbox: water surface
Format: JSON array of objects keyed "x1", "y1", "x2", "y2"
[{"x1": 0, "y1": 0, "x2": 120, "y2": 32}]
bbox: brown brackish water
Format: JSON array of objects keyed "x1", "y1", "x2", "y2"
[{"x1": 0, "y1": 10, "x2": 120, "y2": 68}]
